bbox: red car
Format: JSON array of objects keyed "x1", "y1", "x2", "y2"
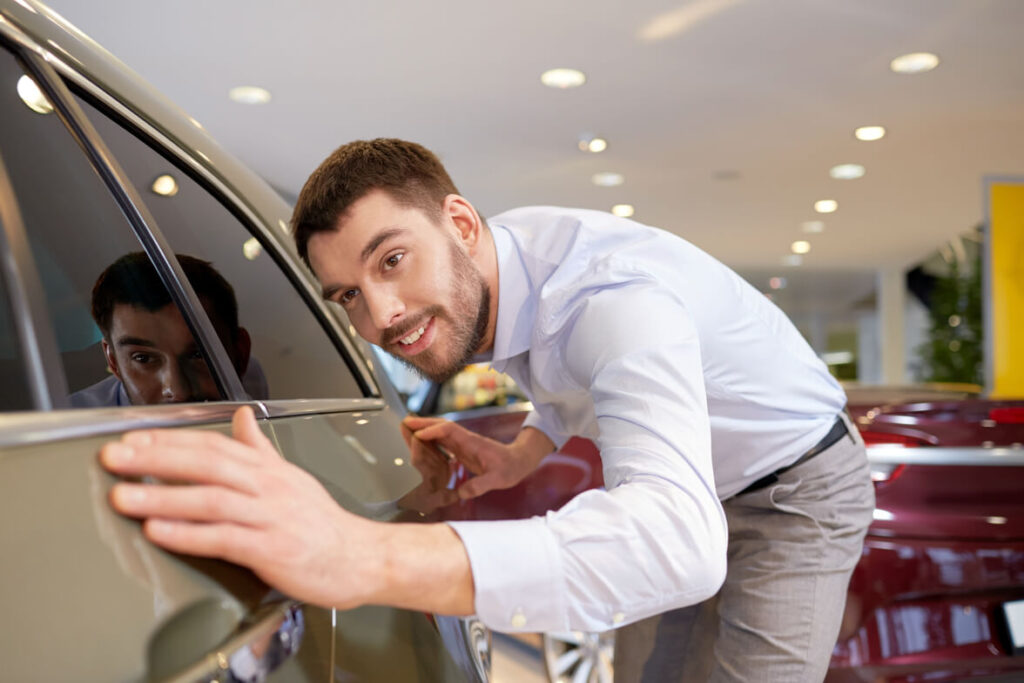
[{"x1": 405, "y1": 364, "x2": 1024, "y2": 682}]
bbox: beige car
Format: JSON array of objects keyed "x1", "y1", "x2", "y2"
[{"x1": 0, "y1": 1, "x2": 488, "y2": 680}]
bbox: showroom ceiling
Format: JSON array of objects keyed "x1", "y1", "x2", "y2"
[{"x1": 40, "y1": 0, "x2": 1024, "y2": 313}]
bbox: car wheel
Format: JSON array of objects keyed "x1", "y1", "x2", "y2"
[{"x1": 542, "y1": 630, "x2": 615, "y2": 683}]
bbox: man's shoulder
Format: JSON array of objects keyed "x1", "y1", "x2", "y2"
[{"x1": 69, "y1": 374, "x2": 126, "y2": 408}]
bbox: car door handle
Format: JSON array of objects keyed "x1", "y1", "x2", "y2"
[{"x1": 160, "y1": 601, "x2": 304, "y2": 683}]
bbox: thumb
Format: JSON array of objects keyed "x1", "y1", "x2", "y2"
[
  {"x1": 232, "y1": 406, "x2": 275, "y2": 453},
  {"x1": 457, "y1": 472, "x2": 501, "y2": 500}
]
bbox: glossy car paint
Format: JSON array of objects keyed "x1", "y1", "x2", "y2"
[
  {"x1": 0, "y1": 1, "x2": 484, "y2": 679},
  {"x1": 438, "y1": 399, "x2": 1024, "y2": 681}
]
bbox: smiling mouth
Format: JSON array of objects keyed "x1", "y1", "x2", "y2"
[{"x1": 398, "y1": 324, "x2": 427, "y2": 346}]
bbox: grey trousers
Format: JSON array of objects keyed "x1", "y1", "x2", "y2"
[{"x1": 614, "y1": 415, "x2": 874, "y2": 683}]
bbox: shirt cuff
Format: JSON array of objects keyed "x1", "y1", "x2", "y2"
[{"x1": 447, "y1": 517, "x2": 566, "y2": 632}]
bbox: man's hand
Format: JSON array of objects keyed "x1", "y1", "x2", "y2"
[
  {"x1": 100, "y1": 406, "x2": 381, "y2": 608},
  {"x1": 402, "y1": 416, "x2": 555, "y2": 499}
]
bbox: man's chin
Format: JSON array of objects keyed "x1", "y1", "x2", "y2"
[{"x1": 389, "y1": 349, "x2": 463, "y2": 386}]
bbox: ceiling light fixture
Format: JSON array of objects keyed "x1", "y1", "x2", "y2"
[
  {"x1": 579, "y1": 136, "x2": 608, "y2": 153},
  {"x1": 16, "y1": 75, "x2": 53, "y2": 114},
  {"x1": 801, "y1": 221, "x2": 825, "y2": 234},
  {"x1": 830, "y1": 163, "x2": 865, "y2": 180},
  {"x1": 814, "y1": 199, "x2": 838, "y2": 214},
  {"x1": 611, "y1": 204, "x2": 635, "y2": 218},
  {"x1": 592, "y1": 172, "x2": 624, "y2": 187},
  {"x1": 791, "y1": 240, "x2": 811, "y2": 255},
  {"x1": 151, "y1": 174, "x2": 179, "y2": 197},
  {"x1": 855, "y1": 126, "x2": 886, "y2": 141},
  {"x1": 228, "y1": 85, "x2": 272, "y2": 104},
  {"x1": 890, "y1": 52, "x2": 939, "y2": 74},
  {"x1": 541, "y1": 68, "x2": 586, "y2": 89}
]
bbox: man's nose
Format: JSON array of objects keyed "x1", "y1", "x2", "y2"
[
  {"x1": 160, "y1": 362, "x2": 189, "y2": 403},
  {"x1": 364, "y1": 286, "x2": 405, "y2": 332}
]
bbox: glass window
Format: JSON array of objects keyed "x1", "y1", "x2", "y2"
[
  {"x1": 75, "y1": 94, "x2": 363, "y2": 401},
  {"x1": 0, "y1": 262, "x2": 32, "y2": 411},
  {"x1": 0, "y1": 48, "x2": 224, "y2": 409}
]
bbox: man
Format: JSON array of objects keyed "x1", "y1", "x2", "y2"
[
  {"x1": 72, "y1": 252, "x2": 261, "y2": 406},
  {"x1": 101, "y1": 139, "x2": 874, "y2": 681}
]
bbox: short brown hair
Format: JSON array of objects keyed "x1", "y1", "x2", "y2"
[{"x1": 292, "y1": 138, "x2": 459, "y2": 266}]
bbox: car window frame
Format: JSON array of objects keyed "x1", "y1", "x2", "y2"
[{"x1": 3, "y1": 24, "x2": 379, "y2": 409}]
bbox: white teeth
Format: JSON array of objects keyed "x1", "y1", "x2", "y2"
[{"x1": 400, "y1": 325, "x2": 426, "y2": 345}]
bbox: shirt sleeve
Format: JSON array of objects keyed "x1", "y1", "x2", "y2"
[{"x1": 448, "y1": 280, "x2": 727, "y2": 633}]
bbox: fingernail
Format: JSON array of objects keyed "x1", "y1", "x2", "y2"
[
  {"x1": 102, "y1": 443, "x2": 134, "y2": 466},
  {"x1": 123, "y1": 431, "x2": 152, "y2": 447}
]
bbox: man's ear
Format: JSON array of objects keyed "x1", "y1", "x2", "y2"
[
  {"x1": 443, "y1": 194, "x2": 483, "y2": 251},
  {"x1": 233, "y1": 327, "x2": 252, "y2": 376},
  {"x1": 101, "y1": 339, "x2": 122, "y2": 379}
]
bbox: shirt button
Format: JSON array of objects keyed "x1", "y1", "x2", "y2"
[
  {"x1": 613, "y1": 612, "x2": 625, "y2": 625},
  {"x1": 510, "y1": 609, "x2": 527, "y2": 629}
]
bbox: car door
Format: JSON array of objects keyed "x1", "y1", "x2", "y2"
[{"x1": 0, "y1": 38, "x2": 313, "y2": 681}]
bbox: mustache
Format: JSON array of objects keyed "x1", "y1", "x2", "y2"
[{"x1": 381, "y1": 306, "x2": 443, "y2": 346}]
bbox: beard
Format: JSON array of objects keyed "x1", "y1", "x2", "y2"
[{"x1": 384, "y1": 239, "x2": 490, "y2": 385}]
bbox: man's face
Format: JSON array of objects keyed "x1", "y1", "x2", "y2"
[
  {"x1": 102, "y1": 302, "x2": 221, "y2": 404},
  {"x1": 309, "y1": 189, "x2": 490, "y2": 384}
]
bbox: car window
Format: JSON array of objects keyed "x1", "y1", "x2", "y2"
[
  {"x1": 75, "y1": 96, "x2": 363, "y2": 401},
  {"x1": 0, "y1": 48, "x2": 224, "y2": 409}
]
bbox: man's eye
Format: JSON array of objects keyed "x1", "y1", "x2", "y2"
[
  {"x1": 383, "y1": 253, "x2": 404, "y2": 270},
  {"x1": 340, "y1": 288, "x2": 359, "y2": 304},
  {"x1": 131, "y1": 353, "x2": 153, "y2": 364}
]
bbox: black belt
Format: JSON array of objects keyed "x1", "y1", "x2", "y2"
[{"x1": 736, "y1": 416, "x2": 849, "y2": 497}]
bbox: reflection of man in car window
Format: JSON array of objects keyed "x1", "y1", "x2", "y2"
[{"x1": 71, "y1": 252, "x2": 255, "y2": 406}]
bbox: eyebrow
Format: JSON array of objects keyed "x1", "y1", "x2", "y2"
[
  {"x1": 321, "y1": 227, "x2": 407, "y2": 300},
  {"x1": 115, "y1": 336, "x2": 157, "y2": 347}
]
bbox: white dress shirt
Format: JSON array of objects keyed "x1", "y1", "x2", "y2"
[{"x1": 447, "y1": 207, "x2": 846, "y2": 633}]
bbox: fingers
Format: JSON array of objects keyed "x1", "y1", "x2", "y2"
[
  {"x1": 100, "y1": 440, "x2": 259, "y2": 495},
  {"x1": 110, "y1": 483, "x2": 265, "y2": 526},
  {"x1": 457, "y1": 472, "x2": 501, "y2": 500},
  {"x1": 142, "y1": 518, "x2": 262, "y2": 566},
  {"x1": 402, "y1": 415, "x2": 447, "y2": 431},
  {"x1": 232, "y1": 406, "x2": 278, "y2": 456}
]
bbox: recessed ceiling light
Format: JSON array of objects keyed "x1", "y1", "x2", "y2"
[
  {"x1": 814, "y1": 199, "x2": 838, "y2": 214},
  {"x1": 830, "y1": 163, "x2": 865, "y2": 180},
  {"x1": 579, "y1": 136, "x2": 607, "y2": 153},
  {"x1": 791, "y1": 240, "x2": 811, "y2": 255},
  {"x1": 229, "y1": 85, "x2": 272, "y2": 104},
  {"x1": 592, "y1": 172, "x2": 624, "y2": 187},
  {"x1": 611, "y1": 204, "x2": 634, "y2": 217},
  {"x1": 151, "y1": 174, "x2": 179, "y2": 197},
  {"x1": 16, "y1": 75, "x2": 53, "y2": 114},
  {"x1": 855, "y1": 126, "x2": 886, "y2": 141},
  {"x1": 890, "y1": 52, "x2": 939, "y2": 74},
  {"x1": 541, "y1": 68, "x2": 586, "y2": 89},
  {"x1": 782, "y1": 254, "x2": 803, "y2": 267},
  {"x1": 769, "y1": 277, "x2": 787, "y2": 290},
  {"x1": 242, "y1": 237, "x2": 262, "y2": 261},
  {"x1": 801, "y1": 220, "x2": 825, "y2": 233}
]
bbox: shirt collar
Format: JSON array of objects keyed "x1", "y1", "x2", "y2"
[{"x1": 485, "y1": 223, "x2": 534, "y2": 372}]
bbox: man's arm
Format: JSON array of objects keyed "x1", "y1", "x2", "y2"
[{"x1": 101, "y1": 406, "x2": 476, "y2": 615}]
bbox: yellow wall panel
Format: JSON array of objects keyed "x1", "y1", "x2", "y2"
[{"x1": 988, "y1": 180, "x2": 1024, "y2": 398}]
